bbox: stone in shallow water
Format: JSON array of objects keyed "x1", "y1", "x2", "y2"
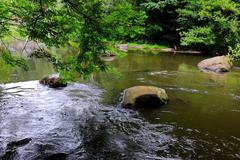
[
  {"x1": 39, "y1": 76, "x2": 67, "y2": 88},
  {"x1": 6, "y1": 138, "x2": 32, "y2": 150},
  {"x1": 1, "y1": 138, "x2": 32, "y2": 160},
  {"x1": 197, "y1": 56, "x2": 232, "y2": 73},
  {"x1": 121, "y1": 86, "x2": 169, "y2": 108},
  {"x1": 44, "y1": 153, "x2": 68, "y2": 160}
]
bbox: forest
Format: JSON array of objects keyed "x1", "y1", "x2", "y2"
[{"x1": 0, "y1": 1, "x2": 240, "y2": 160}]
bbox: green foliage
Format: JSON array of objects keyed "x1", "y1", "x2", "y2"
[
  {"x1": 0, "y1": 0, "x2": 148, "y2": 80},
  {"x1": 105, "y1": 45, "x2": 128, "y2": 58},
  {"x1": 0, "y1": 0, "x2": 109, "y2": 80},
  {"x1": 0, "y1": 58, "x2": 13, "y2": 83},
  {"x1": 228, "y1": 43, "x2": 240, "y2": 63},
  {"x1": 1, "y1": 0, "x2": 240, "y2": 80},
  {"x1": 180, "y1": 26, "x2": 216, "y2": 46},
  {"x1": 0, "y1": 48, "x2": 29, "y2": 71},
  {"x1": 139, "y1": 0, "x2": 240, "y2": 57},
  {"x1": 128, "y1": 43, "x2": 168, "y2": 49},
  {"x1": 143, "y1": 0, "x2": 179, "y2": 10},
  {"x1": 142, "y1": 0, "x2": 183, "y2": 43},
  {"x1": 104, "y1": 1, "x2": 147, "y2": 41},
  {"x1": 178, "y1": 0, "x2": 240, "y2": 53},
  {"x1": 0, "y1": 0, "x2": 10, "y2": 38}
]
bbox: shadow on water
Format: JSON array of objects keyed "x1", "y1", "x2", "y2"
[{"x1": 0, "y1": 52, "x2": 240, "y2": 159}]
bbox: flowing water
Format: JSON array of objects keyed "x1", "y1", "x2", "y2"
[{"x1": 0, "y1": 52, "x2": 240, "y2": 160}]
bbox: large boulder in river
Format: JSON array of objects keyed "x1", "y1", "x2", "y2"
[
  {"x1": 121, "y1": 86, "x2": 169, "y2": 108},
  {"x1": 39, "y1": 76, "x2": 67, "y2": 88},
  {"x1": 197, "y1": 56, "x2": 232, "y2": 73}
]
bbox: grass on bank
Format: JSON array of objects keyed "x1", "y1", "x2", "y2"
[
  {"x1": 105, "y1": 45, "x2": 128, "y2": 57},
  {"x1": 128, "y1": 42, "x2": 169, "y2": 50}
]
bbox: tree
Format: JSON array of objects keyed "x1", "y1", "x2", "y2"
[
  {"x1": 0, "y1": 0, "x2": 148, "y2": 80},
  {"x1": 104, "y1": 1, "x2": 147, "y2": 41},
  {"x1": 142, "y1": 0, "x2": 184, "y2": 44},
  {"x1": 178, "y1": 0, "x2": 240, "y2": 53},
  {"x1": 0, "y1": 0, "x2": 108, "y2": 80}
]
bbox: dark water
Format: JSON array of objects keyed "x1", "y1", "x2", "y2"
[{"x1": 0, "y1": 53, "x2": 240, "y2": 159}]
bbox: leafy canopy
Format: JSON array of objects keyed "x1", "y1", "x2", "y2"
[
  {"x1": 0, "y1": 0, "x2": 146, "y2": 80},
  {"x1": 178, "y1": 0, "x2": 240, "y2": 52}
]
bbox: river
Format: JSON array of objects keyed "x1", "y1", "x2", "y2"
[{"x1": 0, "y1": 52, "x2": 240, "y2": 159}]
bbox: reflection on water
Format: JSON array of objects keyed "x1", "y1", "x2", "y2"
[
  {"x1": 0, "y1": 58, "x2": 54, "y2": 83},
  {"x1": 0, "y1": 59, "x2": 13, "y2": 83},
  {"x1": 0, "y1": 52, "x2": 240, "y2": 159},
  {"x1": 95, "y1": 53, "x2": 240, "y2": 159}
]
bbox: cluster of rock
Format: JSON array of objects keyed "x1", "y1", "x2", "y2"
[
  {"x1": 40, "y1": 75, "x2": 170, "y2": 108},
  {"x1": 38, "y1": 55, "x2": 232, "y2": 109},
  {"x1": 120, "y1": 56, "x2": 232, "y2": 109}
]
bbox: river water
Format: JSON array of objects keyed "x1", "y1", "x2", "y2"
[{"x1": 0, "y1": 52, "x2": 240, "y2": 160}]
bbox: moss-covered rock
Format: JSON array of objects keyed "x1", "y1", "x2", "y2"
[
  {"x1": 121, "y1": 86, "x2": 169, "y2": 108},
  {"x1": 39, "y1": 76, "x2": 67, "y2": 88}
]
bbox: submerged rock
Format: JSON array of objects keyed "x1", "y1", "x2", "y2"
[
  {"x1": 39, "y1": 76, "x2": 67, "y2": 88},
  {"x1": 1, "y1": 138, "x2": 32, "y2": 160},
  {"x1": 121, "y1": 86, "x2": 169, "y2": 108},
  {"x1": 101, "y1": 56, "x2": 116, "y2": 62},
  {"x1": 100, "y1": 54, "x2": 116, "y2": 62},
  {"x1": 198, "y1": 56, "x2": 232, "y2": 73},
  {"x1": 7, "y1": 138, "x2": 32, "y2": 150},
  {"x1": 44, "y1": 153, "x2": 68, "y2": 160}
]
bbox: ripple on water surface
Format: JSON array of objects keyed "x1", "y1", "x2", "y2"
[
  {"x1": 0, "y1": 81, "x2": 175, "y2": 160},
  {"x1": 0, "y1": 80, "x2": 240, "y2": 160}
]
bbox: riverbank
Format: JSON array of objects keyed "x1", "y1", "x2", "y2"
[{"x1": 115, "y1": 42, "x2": 202, "y2": 55}]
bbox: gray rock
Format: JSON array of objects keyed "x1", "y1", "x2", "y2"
[
  {"x1": 115, "y1": 44, "x2": 128, "y2": 52},
  {"x1": 198, "y1": 56, "x2": 232, "y2": 73}
]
